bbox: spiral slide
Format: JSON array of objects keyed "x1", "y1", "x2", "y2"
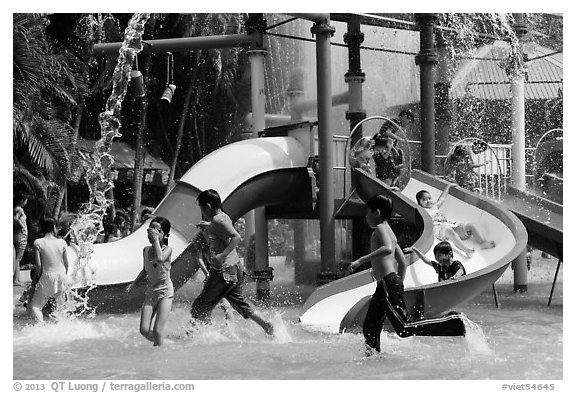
[
  {"x1": 77, "y1": 136, "x2": 310, "y2": 312},
  {"x1": 299, "y1": 169, "x2": 528, "y2": 334}
]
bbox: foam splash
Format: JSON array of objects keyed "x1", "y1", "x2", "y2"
[{"x1": 462, "y1": 314, "x2": 495, "y2": 358}]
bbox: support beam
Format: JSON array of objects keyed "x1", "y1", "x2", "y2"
[
  {"x1": 415, "y1": 14, "x2": 438, "y2": 175},
  {"x1": 92, "y1": 34, "x2": 256, "y2": 56},
  {"x1": 311, "y1": 17, "x2": 338, "y2": 285},
  {"x1": 344, "y1": 15, "x2": 367, "y2": 262}
]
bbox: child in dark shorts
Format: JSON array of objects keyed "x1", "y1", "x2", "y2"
[
  {"x1": 404, "y1": 241, "x2": 467, "y2": 281},
  {"x1": 190, "y1": 189, "x2": 274, "y2": 335}
]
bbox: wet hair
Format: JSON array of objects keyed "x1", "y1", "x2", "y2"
[
  {"x1": 150, "y1": 216, "x2": 171, "y2": 245},
  {"x1": 415, "y1": 190, "x2": 430, "y2": 205},
  {"x1": 197, "y1": 189, "x2": 223, "y2": 210},
  {"x1": 433, "y1": 241, "x2": 453, "y2": 257},
  {"x1": 366, "y1": 194, "x2": 393, "y2": 221},
  {"x1": 39, "y1": 216, "x2": 57, "y2": 235},
  {"x1": 398, "y1": 109, "x2": 415, "y2": 122}
]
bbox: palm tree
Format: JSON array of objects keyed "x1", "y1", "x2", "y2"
[{"x1": 13, "y1": 13, "x2": 87, "y2": 217}]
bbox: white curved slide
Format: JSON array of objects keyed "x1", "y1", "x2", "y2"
[
  {"x1": 299, "y1": 169, "x2": 527, "y2": 333},
  {"x1": 74, "y1": 137, "x2": 309, "y2": 312}
]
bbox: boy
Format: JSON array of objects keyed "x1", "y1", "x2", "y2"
[
  {"x1": 190, "y1": 189, "x2": 273, "y2": 335},
  {"x1": 404, "y1": 241, "x2": 467, "y2": 281},
  {"x1": 348, "y1": 194, "x2": 410, "y2": 354},
  {"x1": 348, "y1": 195, "x2": 467, "y2": 353}
]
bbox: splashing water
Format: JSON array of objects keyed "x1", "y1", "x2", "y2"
[
  {"x1": 66, "y1": 13, "x2": 151, "y2": 316},
  {"x1": 462, "y1": 314, "x2": 494, "y2": 359}
]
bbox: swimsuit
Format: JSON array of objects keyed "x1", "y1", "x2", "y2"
[
  {"x1": 427, "y1": 205, "x2": 457, "y2": 241},
  {"x1": 143, "y1": 248, "x2": 173, "y2": 308}
]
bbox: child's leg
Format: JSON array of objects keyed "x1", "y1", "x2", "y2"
[
  {"x1": 225, "y1": 285, "x2": 274, "y2": 335},
  {"x1": 444, "y1": 227, "x2": 475, "y2": 258},
  {"x1": 464, "y1": 223, "x2": 496, "y2": 248},
  {"x1": 152, "y1": 297, "x2": 173, "y2": 346},
  {"x1": 363, "y1": 283, "x2": 387, "y2": 353},
  {"x1": 139, "y1": 303, "x2": 155, "y2": 342},
  {"x1": 28, "y1": 284, "x2": 47, "y2": 322}
]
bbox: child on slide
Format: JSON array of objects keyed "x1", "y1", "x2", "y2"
[
  {"x1": 404, "y1": 241, "x2": 467, "y2": 281},
  {"x1": 416, "y1": 183, "x2": 496, "y2": 258}
]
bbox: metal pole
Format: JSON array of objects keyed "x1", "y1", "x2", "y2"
[
  {"x1": 311, "y1": 18, "x2": 338, "y2": 285},
  {"x1": 344, "y1": 15, "x2": 367, "y2": 262},
  {"x1": 434, "y1": 30, "x2": 452, "y2": 174},
  {"x1": 511, "y1": 13, "x2": 528, "y2": 291},
  {"x1": 415, "y1": 14, "x2": 438, "y2": 175},
  {"x1": 92, "y1": 34, "x2": 256, "y2": 56},
  {"x1": 245, "y1": 14, "x2": 271, "y2": 299}
]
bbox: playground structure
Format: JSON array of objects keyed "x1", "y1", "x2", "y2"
[{"x1": 84, "y1": 13, "x2": 561, "y2": 318}]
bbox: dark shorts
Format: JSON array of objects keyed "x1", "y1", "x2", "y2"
[{"x1": 190, "y1": 264, "x2": 254, "y2": 321}]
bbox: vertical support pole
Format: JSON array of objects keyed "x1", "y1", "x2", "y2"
[
  {"x1": 434, "y1": 30, "x2": 452, "y2": 175},
  {"x1": 510, "y1": 13, "x2": 528, "y2": 192},
  {"x1": 246, "y1": 14, "x2": 270, "y2": 299},
  {"x1": 311, "y1": 17, "x2": 338, "y2": 285},
  {"x1": 415, "y1": 14, "x2": 438, "y2": 175},
  {"x1": 510, "y1": 13, "x2": 529, "y2": 292},
  {"x1": 344, "y1": 16, "x2": 367, "y2": 262},
  {"x1": 288, "y1": 69, "x2": 307, "y2": 285}
]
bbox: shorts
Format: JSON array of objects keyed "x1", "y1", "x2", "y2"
[
  {"x1": 190, "y1": 264, "x2": 253, "y2": 321},
  {"x1": 144, "y1": 283, "x2": 174, "y2": 308}
]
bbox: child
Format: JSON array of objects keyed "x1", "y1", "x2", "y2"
[
  {"x1": 192, "y1": 232, "x2": 232, "y2": 319},
  {"x1": 349, "y1": 136, "x2": 374, "y2": 172},
  {"x1": 372, "y1": 133, "x2": 404, "y2": 188},
  {"x1": 404, "y1": 241, "x2": 467, "y2": 281},
  {"x1": 347, "y1": 194, "x2": 410, "y2": 354},
  {"x1": 190, "y1": 189, "x2": 274, "y2": 335},
  {"x1": 28, "y1": 217, "x2": 70, "y2": 323},
  {"x1": 126, "y1": 216, "x2": 174, "y2": 346},
  {"x1": 13, "y1": 192, "x2": 29, "y2": 286},
  {"x1": 416, "y1": 184, "x2": 495, "y2": 258}
]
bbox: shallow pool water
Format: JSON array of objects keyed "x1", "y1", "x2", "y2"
[{"x1": 12, "y1": 260, "x2": 563, "y2": 382}]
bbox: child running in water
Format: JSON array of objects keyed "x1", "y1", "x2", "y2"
[
  {"x1": 416, "y1": 183, "x2": 495, "y2": 258},
  {"x1": 347, "y1": 194, "x2": 409, "y2": 354},
  {"x1": 348, "y1": 195, "x2": 466, "y2": 352},
  {"x1": 404, "y1": 241, "x2": 467, "y2": 281},
  {"x1": 28, "y1": 217, "x2": 70, "y2": 323},
  {"x1": 126, "y1": 216, "x2": 174, "y2": 346},
  {"x1": 190, "y1": 189, "x2": 274, "y2": 335}
]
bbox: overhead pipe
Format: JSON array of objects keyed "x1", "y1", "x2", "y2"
[
  {"x1": 292, "y1": 91, "x2": 350, "y2": 114},
  {"x1": 288, "y1": 14, "x2": 330, "y2": 24},
  {"x1": 92, "y1": 34, "x2": 257, "y2": 56}
]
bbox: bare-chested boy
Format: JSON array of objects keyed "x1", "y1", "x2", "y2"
[{"x1": 348, "y1": 194, "x2": 410, "y2": 354}]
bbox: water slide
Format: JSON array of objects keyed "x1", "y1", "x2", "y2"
[
  {"x1": 77, "y1": 136, "x2": 310, "y2": 312},
  {"x1": 299, "y1": 169, "x2": 528, "y2": 334}
]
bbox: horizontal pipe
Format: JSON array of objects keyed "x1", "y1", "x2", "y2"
[
  {"x1": 92, "y1": 33, "x2": 257, "y2": 56},
  {"x1": 288, "y1": 13, "x2": 330, "y2": 23},
  {"x1": 293, "y1": 91, "x2": 350, "y2": 113}
]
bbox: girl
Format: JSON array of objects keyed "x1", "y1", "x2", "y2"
[
  {"x1": 126, "y1": 216, "x2": 173, "y2": 346},
  {"x1": 28, "y1": 217, "x2": 69, "y2": 322},
  {"x1": 416, "y1": 183, "x2": 496, "y2": 258}
]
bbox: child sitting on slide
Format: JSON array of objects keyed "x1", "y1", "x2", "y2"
[
  {"x1": 416, "y1": 183, "x2": 496, "y2": 258},
  {"x1": 404, "y1": 241, "x2": 466, "y2": 281}
]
